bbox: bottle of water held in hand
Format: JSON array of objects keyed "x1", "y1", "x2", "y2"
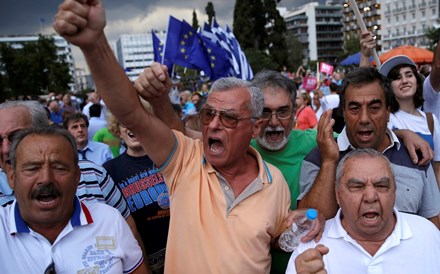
[{"x1": 278, "y1": 208, "x2": 318, "y2": 252}]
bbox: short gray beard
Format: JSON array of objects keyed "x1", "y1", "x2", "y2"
[{"x1": 256, "y1": 126, "x2": 289, "y2": 151}]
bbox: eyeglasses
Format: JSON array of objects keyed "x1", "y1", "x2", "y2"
[
  {"x1": 199, "y1": 108, "x2": 256, "y2": 129},
  {"x1": 0, "y1": 130, "x2": 21, "y2": 146},
  {"x1": 261, "y1": 109, "x2": 293, "y2": 121}
]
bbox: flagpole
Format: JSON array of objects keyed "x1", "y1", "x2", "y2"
[
  {"x1": 162, "y1": 17, "x2": 174, "y2": 76},
  {"x1": 348, "y1": 0, "x2": 381, "y2": 66}
]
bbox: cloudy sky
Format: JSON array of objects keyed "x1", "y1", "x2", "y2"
[{"x1": 0, "y1": 0, "x2": 319, "y2": 70}]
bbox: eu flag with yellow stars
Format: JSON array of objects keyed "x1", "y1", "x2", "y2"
[
  {"x1": 197, "y1": 33, "x2": 231, "y2": 80},
  {"x1": 164, "y1": 16, "x2": 199, "y2": 70},
  {"x1": 152, "y1": 31, "x2": 173, "y2": 69}
]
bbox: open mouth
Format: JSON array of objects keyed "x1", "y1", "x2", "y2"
[
  {"x1": 357, "y1": 130, "x2": 373, "y2": 140},
  {"x1": 265, "y1": 130, "x2": 284, "y2": 142},
  {"x1": 362, "y1": 212, "x2": 380, "y2": 224},
  {"x1": 36, "y1": 192, "x2": 58, "y2": 206},
  {"x1": 208, "y1": 137, "x2": 224, "y2": 153}
]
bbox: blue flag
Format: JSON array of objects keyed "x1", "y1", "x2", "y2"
[
  {"x1": 152, "y1": 31, "x2": 173, "y2": 69},
  {"x1": 197, "y1": 33, "x2": 231, "y2": 80},
  {"x1": 164, "y1": 16, "x2": 199, "y2": 70}
]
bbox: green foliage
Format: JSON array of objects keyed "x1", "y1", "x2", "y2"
[
  {"x1": 286, "y1": 33, "x2": 304, "y2": 71},
  {"x1": 425, "y1": 27, "x2": 440, "y2": 51},
  {"x1": 0, "y1": 35, "x2": 72, "y2": 100},
  {"x1": 192, "y1": 9, "x2": 199, "y2": 30},
  {"x1": 244, "y1": 48, "x2": 277, "y2": 73},
  {"x1": 205, "y1": 2, "x2": 216, "y2": 26},
  {"x1": 233, "y1": 0, "x2": 266, "y2": 50},
  {"x1": 341, "y1": 33, "x2": 361, "y2": 60},
  {"x1": 233, "y1": 0, "x2": 287, "y2": 70}
]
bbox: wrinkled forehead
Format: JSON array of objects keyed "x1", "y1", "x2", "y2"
[{"x1": 0, "y1": 107, "x2": 31, "y2": 134}]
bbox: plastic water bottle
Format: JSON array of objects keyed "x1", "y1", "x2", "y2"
[{"x1": 278, "y1": 208, "x2": 318, "y2": 252}]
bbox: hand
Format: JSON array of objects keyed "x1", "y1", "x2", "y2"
[
  {"x1": 360, "y1": 31, "x2": 376, "y2": 58},
  {"x1": 295, "y1": 245, "x2": 329, "y2": 274},
  {"x1": 395, "y1": 129, "x2": 434, "y2": 165},
  {"x1": 316, "y1": 110, "x2": 339, "y2": 164},
  {"x1": 283, "y1": 209, "x2": 325, "y2": 243},
  {"x1": 134, "y1": 62, "x2": 173, "y2": 101},
  {"x1": 53, "y1": 0, "x2": 106, "y2": 48}
]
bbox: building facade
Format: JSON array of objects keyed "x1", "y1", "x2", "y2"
[
  {"x1": 114, "y1": 31, "x2": 166, "y2": 82},
  {"x1": 283, "y1": 2, "x2": 344, "y2": 65},
  {"x1": 380, "y1": 0, "x2": 439, "y2": 51}
]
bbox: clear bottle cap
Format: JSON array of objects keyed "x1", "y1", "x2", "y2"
[{"x1": 306, "y1": 208, "x2": 318, "y2": 220}]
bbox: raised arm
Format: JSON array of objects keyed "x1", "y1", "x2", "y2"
[
  {"x1": 393, "y1": 129, "x2": 433, "y2": 166},
  {"x1": 430, "y1": 39, "x2": 440, "y2": 91},
  {"x1": 54, "y1": 0, "x2": 175, "y2": 167},
  {"x1": 359, "y1": 31, "x2": 376, "y2": 68},
  {"x1": 134, "y1": 66, "x2": 202, "y2": 140},
  {"x1": 298, "y1": 111, "x2": 340, "y2": 219}
]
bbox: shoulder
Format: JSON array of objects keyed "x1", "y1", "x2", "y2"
[
  {"x1": 303, "y1": 146, "x2": 322, "y2": 166},
  {"x1": 79, "y1": 160, "x2": 106, "y2": 173}
]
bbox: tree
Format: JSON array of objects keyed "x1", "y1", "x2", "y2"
[
  {"x1": 233, "y1": 0, "x2": 288, "y2": 71},
  {"x1": 192, "y1": 9, "x2": 199, "y2": 30},
  {"x1": 425, "y1": 27, "x2": 440, "y2": 51},
  {"x1": 341, "y1": 33, "x2": 361, "y2": 60},
  {"x1": 205, "y1": 2, "x2": 215, "y2": 26},
  {"x1": 0, "y1": 35, "x2": 72, "y2": 100},
  {"x1": 286, "y1": 33, "x2": 304, "y2": 71},
  {"x1": 265, "y1": 0, "x2": 288, "y2": 68}
]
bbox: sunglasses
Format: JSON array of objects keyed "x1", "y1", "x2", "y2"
[{"x1": 199, "y1": 108, "x2": 256, "y2": 129}]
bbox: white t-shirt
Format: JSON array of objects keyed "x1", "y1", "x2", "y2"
[{"x1": 388, "y1": 109, "x2": 440, "y2": 161}]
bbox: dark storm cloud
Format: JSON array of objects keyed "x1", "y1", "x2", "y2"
[
  {"x1": 0, "y1": 0, "x2": 329, "y2": 36},
  {"x1": 0, "y1": 0, "x2": 236, "y2": 36}
]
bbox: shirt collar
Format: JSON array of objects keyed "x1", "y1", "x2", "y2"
[
  {"x1": 10, "y1": 197, "x2": 93, "y2": 234},
  {"x1": 337, "y1": 127, "x2": 401, "y2": 152},
  {"x1": 327, "y1": 208, "x2": 411, "y2": 241},
  {"x1": 203, "y1": 146, "x2": 273, "y2": 184}
]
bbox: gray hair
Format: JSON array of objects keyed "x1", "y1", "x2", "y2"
[
  {"x1": 251, "y1": 70, "x2": 297, "y2": 112},
  {"x1": 9, "y1": 127, "x2": 78, "y2": 170},
  {"x1": 335, "y1": 148, "x2": 394, "y2": 188},
  {"x1": 0, "y1": 100, "x2": 49, "y2": 127},
  {"x1": 210, "y1": 77, "x2": 264, "y2": 118}
]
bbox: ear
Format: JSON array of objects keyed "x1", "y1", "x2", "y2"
[
  {"x1": 252, "y1": 118, "x2": 264, "y2": 139},
  {"x1": 335, "y1": 186, "x2": 341, "y2": 206},
  {"x1": 6, "y1": 163, "x2": 15, "y2": 190},
  {"x1": 386, "y1": 106, "x2": 390, "y2": 122}
]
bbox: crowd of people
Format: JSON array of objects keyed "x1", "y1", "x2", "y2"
[{"x1": 0, "y1": 0, "x2": 439, "y2": 273}]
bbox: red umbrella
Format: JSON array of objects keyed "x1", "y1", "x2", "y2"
[{"x1": 377, "y1": 45, "x2": 434, "y2": 64}]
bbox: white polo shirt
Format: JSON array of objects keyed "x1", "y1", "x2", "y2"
[
  {"x1": 0, "y1": 198, "x2": 143, "y2": 273},
  {"x1": 286, "y1": 209, "x2": 440, "y2": 274}
]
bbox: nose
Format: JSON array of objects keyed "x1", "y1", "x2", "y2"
[
  {"x1": 359, "y1": 107, "x2": 371, "y2": 124},
  {"x1": 268, "y1": 113, "x2": 280, "y2": 127},
  {"x1": 362, "y1": 185, "x2": 378, "y2": 203},
  {"x1": 208, "y1": 113, "x2": 223, "y2": 129},
  {"x1": 39, "y1": 165, "x2": 55, "y2": 184}
]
